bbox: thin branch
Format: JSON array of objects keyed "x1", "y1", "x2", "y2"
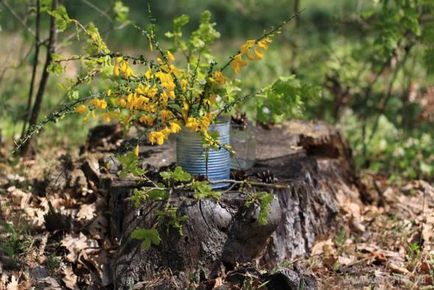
[
  {"x1": 367, "y1": 43, "x2": 414, "y2": 145},
  {"x1": 21, "y1": 0, "x2": 41, "y2": 137},
  {"x1": 80, "y1": 0, "x2": 113, "y2": 23},
  {"x1": 13, "y1": 94, "x2": 96, "y2": 153},
  {"x1": 208, "y1": 179, "x2": 290, "y2": 189},
  {"x1": 20, "y1": 0, "x2": 58, "y2": 157},
  {"x1": 0, "y1": 0, "x2": 35, "y2": 37}
]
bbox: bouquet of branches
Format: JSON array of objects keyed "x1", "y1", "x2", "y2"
[{"x1": 16, "y1": 6, "x2": 302, "y2": 150}]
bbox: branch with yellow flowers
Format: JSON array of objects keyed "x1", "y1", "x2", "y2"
[{"x1": 220, "y1": 10, "x2": 304, "y2": 73}]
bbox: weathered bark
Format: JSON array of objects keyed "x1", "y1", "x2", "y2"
[{"x1": 101, "y1": 121, "x2": 362, "y2": 289}]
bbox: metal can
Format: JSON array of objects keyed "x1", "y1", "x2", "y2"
[{"x1": 176, "y1": 121, "x2": 230, "y2": 188}]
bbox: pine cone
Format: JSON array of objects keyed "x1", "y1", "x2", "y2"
[
  {"x1": 231, "y1": 113, "x2": 249, "y2": 130},
  {"x1": 255, "y1": 169, "x2": 275, "y2": 183}
]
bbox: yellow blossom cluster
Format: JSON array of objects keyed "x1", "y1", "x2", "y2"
[
  {"x1": 74, "y1": 49, "x2": 223, "y2": 146},
  {"x1": 230, "y1": 37, "x2": 272, "y2": 74},
  {"x1": 74, "y1": 31, "x2": 275, "y2": 147}
]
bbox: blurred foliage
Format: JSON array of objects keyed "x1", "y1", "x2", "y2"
[{"x1": 0, "y1": 0, "x2": 433, "y2": 181}]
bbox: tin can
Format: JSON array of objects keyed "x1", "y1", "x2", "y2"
[{"x1": 176, "y1": 121, "x2": 230, "y2": 188}]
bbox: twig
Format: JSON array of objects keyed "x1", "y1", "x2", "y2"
[
  {"x1": 80, "y1": 0, "x2": 113, "y2": 23},
  {"x1": 208, "y1": 179, "x2": 289, "y2": 189},
  {"x1": 215, "y1": 94, "x2": 250, "y2": 119},
  {"x1": 21, "y1": 0, "x2": 41, "y2": 137},
  {"x1": 0, "y1": 0, "x2": 35, "y2": 37},
  {"x1": 13, "y1": 94, "x2": 97, "y2": 154},
  {"x1": 20, "y1": 0, "x2": 58, "y2": 157},
  {"x1": 367, "y1": 43, "x2": 414, "y2": 145}
]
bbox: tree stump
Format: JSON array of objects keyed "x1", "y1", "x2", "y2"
[{"x1": 103, "y1": 121, "x2": 362, "y2": 289}]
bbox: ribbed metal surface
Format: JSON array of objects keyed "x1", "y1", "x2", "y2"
[{"x1": 176, "y1": 121, "x2": 230, "y2": 188}]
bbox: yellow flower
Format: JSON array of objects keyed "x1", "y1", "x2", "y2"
[
  {"x1": 148, "y1": 87, "x2": 158, "y2": 98},
  {"x1": 90, "y1": 98, "x2": 107, "y2": 109},
  {"x1": 102, "y1": 113, "x2": 112, "y2": 123},
  {"x1": 254, "y1": 47, "x2": 264, "y2": 60},
  {"x1": 246, "y1": 50, "x2": 256, "y2": 61},
  {"x1": 121, "y1": 61, "x2": 133, "y2": 78},
  {"x1": 182, "y1": 101, "x2": 190, "y2": 121},
  {"x1": 116, "y1": 98, "x2": 127, "y2": 107},
  {"x1": 107, "y1": 89, "x2": 112, "y2": 97},
  {"x1": 240, "y1": 39, "x2": 256, "y2": 54},
  {"x1": 204, "y1": 94, "x2": 217, "y2": 107},
  {"x1": 148, "y1": 131, "x2": 166, "y2": 145},
  {"x1": 135, "y1": 84, "x2": 146, "y2": 95},
  {"x1": 145, "y1": 68, "x2": 152, "y2": 80},
  {"x1": 169, "y1": 121, "x2": 182, "y2": 133},
  {"x1": 230, "y1": 54, "x2": 247, "y2": 74},
  {"x1": 134, "y1": 144, "x2": 139, "y2": 157},
  {"x1": 212, "y1": 71, "x2": 226, "y2": 85},
  {"x1": 113, "y1": 57, "x2": 134, "y2": 78},
  {"x1": 185, "y1": 117, "x2": 200, "y2": 131},
  {"x1": 139, "y1": 115, "x2": 154, "y2": 126},
  {"x1": 258, "y1": 37, "x2": 272, "y2": 50},
  {"x1": 167, "y1": 51, "x2": 175, "y2": 63},
  {"x1": 160, "y1": 110, "x2": 173, "y2": 122},
  {"x1": 200, "y1": 113, "x2": 213, "y2": 130},
  {"x1": 181, "y1": 79, "x2": 188, "y2": 91},
  {"x1": 155, "y1": 71, "x2": 175, "y2": 92},
  {"x1": 75, "y1": 104, "x2": 88, "y2": 114},
  {"x1": 113, "y1": 57, "x2": 122, "y2": 76}
]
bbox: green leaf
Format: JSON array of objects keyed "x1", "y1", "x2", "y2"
[
  {"x1": 131, "y1": 228, "x2": 160, "y2": 250},
  {"x1": 47, "y1": 61, "x2": 64, "y2": 75},
  {"x1": 157, "y1": 207, "x2": 188, "y2": 235},
  {"x1": 47, "y1": 5, "x2": 71, "y2": 32},
  {"x1": 245, "y1": 192, "x2": 273, "y2": 225},
  {"x1": 160, "y1": 166, "x2": 192, "y2": 182},
  {"x1": 67, "y1": 90, "x2": 79, "y2": 100},
  {"x1": 85, "y1": 23, "x2": 110, "y2": 54},
  {"x1": 131, "y1": 188, "x2": 168, "y2": 207},
  {"x1": 257, "y1": 76, "x2": 320, "y2": 124},
  {"x1": 118, "y1": 151, "x2": 145, "y2": 177},
  {"x1": 192, "y1": 180, "x2": 220, "y2": 200},
  {"x1": 113, "y1": 1, "x2": 129, "y2": 24},
  {"x1": 190, "y1": 10, "x2": 220, "y2": 51}
]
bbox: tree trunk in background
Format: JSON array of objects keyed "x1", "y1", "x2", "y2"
[
  {"x1": 20, "y1": 0, "x2": 57, "y2": 158},
  {"x1": 289, "y1": 0, "x2": 300, "y2": 73},
  {"x1": 293, "y1": 0, "x2": 300, "y2": 28}
]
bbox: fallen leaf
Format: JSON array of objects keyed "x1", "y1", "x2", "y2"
[
  {"x1": 388, "y1": 262, "x2": 410, "y2": 275},
  {"x1": 62, "y1": 266, "x2": 78, "y2": 290},
  {"x1": 61, "y1": 233, "x2": 98, "y2": 262},
  {"x1": 76, "y1": 204, "x2": 96, "y2": 221},
  {"x1": 311, "y1": 239, "x2": 334, "y2": 256},
  {"x1": 367, "y1": 251, "x2": 387, "y2": 265},
  {"x1": 338, "y1": 255, "x2": 356, "y2": 266},
  {"x1": 6, "y1": 274, "x2": 18, "y2": 290}
]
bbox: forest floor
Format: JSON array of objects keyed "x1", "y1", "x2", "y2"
[{"x1": 0, "y1": 136, "x2": 433, "y2": 290}]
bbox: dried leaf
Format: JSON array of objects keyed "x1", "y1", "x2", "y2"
[
  {"x1": 6, "y1": 274, "x2": 18, "y2": 290},
  {"x1": 62, "y1": 266, "x2": 78, "y2": 289},
  {"x1": 388, "y1": 262, "x2": 410, "y2": 275},
  {"x1": 61, "y1": 233, "x2": 98, "y2": 262},
  {"x1": 76, "y1": 204, "x2": 96, "y2": 221}
]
